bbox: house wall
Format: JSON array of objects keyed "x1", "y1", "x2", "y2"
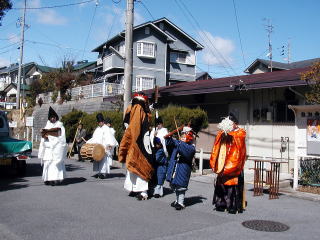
[
  {"x1": 161, "y1": 86, "x2": 307, "y2": 173},
  {"x1": 132, "y1": 27, "x2": 168, "y2": 87},
  {"x1": 6, "y1": 88, "x2": 17, "y2": 97},
  {"x1": 163, "y1": 23, "x2": 196, "y2": 81}
]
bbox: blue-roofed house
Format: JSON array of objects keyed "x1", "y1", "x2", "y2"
[{"x1": 92, "y1": 17, "x2": 204, "y2": 91}]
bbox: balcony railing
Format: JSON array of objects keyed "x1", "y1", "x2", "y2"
[
  {"x1": 103, "y1": 53, "x2": 124, "y2": 72},
  {"x1": 38, "y1": 82, "x2": 124, "y2": 104}
]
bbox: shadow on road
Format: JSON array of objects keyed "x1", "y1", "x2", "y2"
[
  {"x1": 0, "y1": 177, "x2": 29, "y2": 192},
  {"x1": 107, "y1": 173, "x2": 126, "y2": 178},
  {"x1": 247, "y1": 187, "x2": 284, "y2": 196},
  {"x1": 63, "y1": 177, "x2": 87, "y2": 185},
  {"x1": 65, "y1": 164, "x2": 85, "y2": 172},
  {"x1": 0, "y1": 162, "x2": 43, "y2": 192},
  {"x1": 184, "y1": 195, "x2": 207, "y2": 207}
]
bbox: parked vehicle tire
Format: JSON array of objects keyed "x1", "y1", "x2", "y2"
[
  {"x1": 11, "y1": 158, "x2": 26, "y2": 176},
  {"x1": 17, "y1": 160, "x2": 26, "y2": 176}
]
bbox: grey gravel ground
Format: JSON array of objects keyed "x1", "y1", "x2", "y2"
[{"x1": 0, "y1": 154, "x2": 319, "y2": 240}]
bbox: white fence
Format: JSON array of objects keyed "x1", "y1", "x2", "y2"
[{"x1": 38, "y1": 82, "x2": 124, "y2": 104}]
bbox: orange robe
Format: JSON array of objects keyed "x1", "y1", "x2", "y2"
[
  {"x1": 210, "y1": 128, "x2": 246, "y2": 185},
  {"x1": 118, "y1": 104, "x2": 153, "y2": 181}
]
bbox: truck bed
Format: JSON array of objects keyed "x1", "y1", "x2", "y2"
[{"x1": 0, "y1": 136, "x2": 32, "y2": 155}]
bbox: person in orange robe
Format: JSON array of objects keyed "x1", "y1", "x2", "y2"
[
  {"x1": 209, "y1": 114, "x2": 246, "y2": 214},
  {"x1": 118, "y1": 92, "x2": 154, "y2": 200}
]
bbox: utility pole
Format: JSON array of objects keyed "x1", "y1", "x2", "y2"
[
  {"x1": 123, "y1": 0, "x2": 134, "y2": 114},
  {"x1": 16, "y1": 0, "x2": 27, "y2": 110},
  {"x1": 265, "y1": 19, "x2": 273, "y2": 72}
]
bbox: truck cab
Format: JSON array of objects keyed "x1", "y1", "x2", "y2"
[{"x1": 0, "y1": 111, "x2": 32, "y2": 176}]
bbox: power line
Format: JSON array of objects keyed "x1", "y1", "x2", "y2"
[
  {"x1": 0, "y1": 35, "x2": 19, "y2": 41},
  {"x1": 0, "y1": 47, "x2": 17, "y2": 55},
  {"x1": 0, "y1": 42, "x2": 19, "y2": 50},
  {"x1": 25, "y1": 39, "x2": 91, "y2": 52},
  {"x1": 174, "y1": 0, "x2": 234, "y2": 76},
  {"x1": 136, "y1": 0, "x2": 155, "y2": 20},
  {"x1": 82, "y1": 1, "x2": 99, "y2": 59},
  {"x1": 179, "y1": 0, "x2": 237, "y2": 75},
  {"x1": 12, "y1": 0, "x2": 96, "y2": 10},
  {"x1": 232, "y1": 0, "x2": 246, "y2": 68}
]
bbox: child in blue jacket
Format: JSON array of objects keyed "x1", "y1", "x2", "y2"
[
  {"x1": 165, "y1": 127, "x2": 196, "y2": 210},
  {"x1": 153, "y1": 137, "x2": 168, "y2": 198}
]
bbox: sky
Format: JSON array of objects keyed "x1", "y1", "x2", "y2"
[{"x1": 0, "y1": 0, "x2": 320, "y2": 78}]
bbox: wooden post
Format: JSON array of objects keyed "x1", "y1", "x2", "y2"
[{"x1": 199, "y1": 148, "x2": 203, "y2": 175}]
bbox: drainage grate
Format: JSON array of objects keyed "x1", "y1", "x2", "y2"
[{"x1": 242, "y1": 220, "x2": 290, "y2": 232}]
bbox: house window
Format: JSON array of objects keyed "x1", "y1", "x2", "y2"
[
  {"x1": 170, "y1": 51, "x2": 195, "y2": 65},
  {"x1": 273, "y1": 101, "x2": 297, "y2": 122},
  {"x1": 135, "y1": 76, "x2": 155, "y2": 91},
  {"x1": 137, "y1": 42, "x2": 156, "y2": 58}
]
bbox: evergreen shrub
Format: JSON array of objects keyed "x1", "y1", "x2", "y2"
[
  {"x1": 61, "y1": 109, "x2": 87, "y2": 142},
  {"x1": 61, "y1": 105, "x2": 208, "y2": 144},
  {"x1": 155, "y1": 105, "x2": 208, "y2": 134},
  {"x1": 61, "y1": 110, "x2": 124, "y2": 143}
]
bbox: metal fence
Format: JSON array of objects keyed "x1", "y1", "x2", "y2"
[{"x1": 38, "y1": 82, "x2": 124, "y2": 104}]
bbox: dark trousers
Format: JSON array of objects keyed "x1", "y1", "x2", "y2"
[
  {"x1": 212, "y1": 172, "x2": 244, "y2": 212},
  {"x1": 77, "y1": 144, "x2": 83, "y2": 161}
]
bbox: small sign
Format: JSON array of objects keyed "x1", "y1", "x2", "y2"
[
  {"x1": 9, "y1": 121, "x2": 17, "y2": 128},
  {"x1": 26, "y1": 117, "x2": 34, "y2": 127}
]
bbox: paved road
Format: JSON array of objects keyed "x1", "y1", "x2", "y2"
[{"x1": 0, "y1": 155, "x2": 319, "y2": 240}]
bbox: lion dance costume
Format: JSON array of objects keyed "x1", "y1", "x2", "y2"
[
  {"x1": 210, "y1": 115, "x2": 246, "y2": 214},
  {"x1": 119, "y1": 93, "x2": 153, "y2": 200}
]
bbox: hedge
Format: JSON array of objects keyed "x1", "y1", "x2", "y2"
[
  {"x1": 61, "y1": 109, "x2": 87, "y2": 143},
  {"x1": 61, "y1": 105, "x2": 208, "y2": 144},
  {"x1": 155, "y1": 105, "x2": 208, "y2": 134}
]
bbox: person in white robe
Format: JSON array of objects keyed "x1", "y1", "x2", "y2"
[
  {"x1": 104, "y1": 117, "x2": 118, "y2": 175},
  {"x1": 87, "y1": 114, "x2": 118, "y2": 179},
  {"x1": 38, "y1": 107, "x2": 67, "y2": 186}
]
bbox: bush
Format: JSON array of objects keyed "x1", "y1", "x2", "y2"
[
  {"x1": 155, "y1": 105, "x2": 208, "y2": 134},
  {"x1": 82, "y1": 111, "x2": 124, "y2": 143},
  {"x1": 60, "y1": 105, "x2": 208, "y2": 145},
  {"x1": 61, "y1": 109, "x2": 87, "y2": 142},
  {"x1": 61, "y1": 109, "x2": 124, "y2": 144}
]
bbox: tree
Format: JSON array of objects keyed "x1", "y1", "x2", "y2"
[
  {"x1": 302, "y1": 62, "x2": 320, "y2": 104},
  {"x1": 0, "y1": 0, "x2": 12, "y2": 25}
]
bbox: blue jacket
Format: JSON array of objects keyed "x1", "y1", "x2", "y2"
[
  {"x1": 165, "y1": 138, "x2": 196, "y2": 188},
  {"x1": 155, "y1": 148, "x2": 167, "y2": 185}
]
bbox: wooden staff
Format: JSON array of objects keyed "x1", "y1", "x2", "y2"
[
  {"x1": 164, "y1": 125, "x2": 184, "y2": 139},
  {"x1": 68, "y1": 120, "x2": 82, "y2": 158},
  {"x1": 174, "y1": 116, "x2": 181, "y2": 139},
  {"x1": 154, "y1": 85, "x2": 159, "y2": 129}
]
